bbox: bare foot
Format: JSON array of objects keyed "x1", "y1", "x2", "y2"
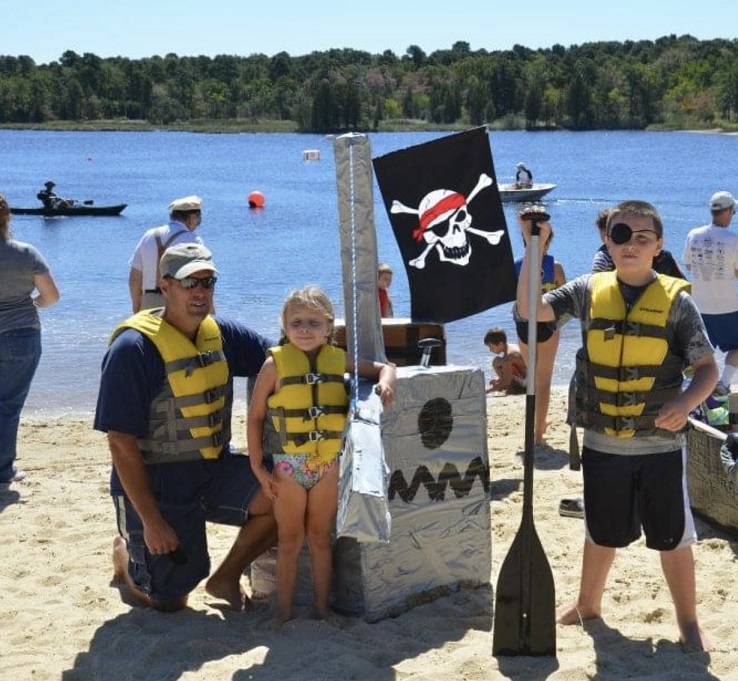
[
  {"x1": 556, "y1": 603, "x2": 600, "y2": 625},
  {"x1": 205, "y1": 576, "x2": 248, "y2": 611},
  {"x1": 680, "y1": 623, "x2": 715, "y2": 653},
  {"x1": 112, "y1": 536, "x2": 129, "y2": 585},
  {"x1": 111, "y1": 537, "x2": 147, "y2": 608}
]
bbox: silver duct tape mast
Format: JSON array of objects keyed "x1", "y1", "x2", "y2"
[
  {"x1": 333, "y1": 133, "x2": 386, "y2": 364},
  {"x1": 333, "y1": 132, "x2": 391, "y2": 544}
]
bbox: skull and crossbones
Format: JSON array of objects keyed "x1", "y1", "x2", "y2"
[{"x1": 390, "y1": 173, "x2": 504, "y2": 269}]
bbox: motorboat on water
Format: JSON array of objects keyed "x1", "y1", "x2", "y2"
[{"x1": 499, "y1": 183, "x2": 557, "y2": 203}]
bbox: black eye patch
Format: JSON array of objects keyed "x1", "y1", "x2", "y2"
[{"x1": 608, "y1": 222, "x2": 632, "y2": 244}]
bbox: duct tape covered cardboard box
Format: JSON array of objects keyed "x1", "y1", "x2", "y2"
[{"x1": 333, "y1": 364, "x2": 491, "y2": 621}]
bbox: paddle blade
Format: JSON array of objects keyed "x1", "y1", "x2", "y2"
[{"x1": 492, "y1": 518, "x2": 556, "y2": 656}]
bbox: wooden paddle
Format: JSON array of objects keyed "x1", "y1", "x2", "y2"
[{"x1": 492, "y1": 210, "x2": 556, "y2": 657}]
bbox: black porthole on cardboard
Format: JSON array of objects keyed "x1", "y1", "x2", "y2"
[{"x1": 417, "y1": 397, "x2": 453, "y2": 449}]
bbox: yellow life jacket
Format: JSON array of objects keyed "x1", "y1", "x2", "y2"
[
  {"x1": 573, "y1": 271, "x2": 690, "y2": 438},
  {"x1": 267, "y1": 343, "x2": 348, "y2": 465},
  {"x1": 111, "y1": 312, "x2": 229, "y2": 463}
]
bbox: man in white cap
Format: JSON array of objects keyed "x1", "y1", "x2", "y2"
[
  {"x1": 514, "y1": 162, "x2": 533, "y2": 189},
  {"x1": 128, "y1": 195, "x2": 206, "y2": 312},
  {"x1": 95, "y1": 242, "x2": 276, "y2": 612},
  {"x1": 683, "y1": 190, "x2": 738, "y2": 395}
]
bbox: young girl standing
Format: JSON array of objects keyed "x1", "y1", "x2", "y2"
[{"x1": 248, "y1": 285, "x2": 396, "y2": 624}]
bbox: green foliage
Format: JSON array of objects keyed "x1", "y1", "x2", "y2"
[{"x1": 1, "y1": 36, "x2": 738, "y2": 131}]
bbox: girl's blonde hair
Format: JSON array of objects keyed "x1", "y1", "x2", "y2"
[{"x1": 280, "y1": 285, "x2": 336, "y2": 343}]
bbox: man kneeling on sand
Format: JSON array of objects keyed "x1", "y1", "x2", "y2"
[{"x1": 94, "y1": 243, "x2": 276, "y2": 612}]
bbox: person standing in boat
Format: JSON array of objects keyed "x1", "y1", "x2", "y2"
[
  {"x1": 514, "y1": 162, "x2": 533, "y2": 189},
  {"x1": 128, "y1": 195, "x2": 207, "y2": 313}
]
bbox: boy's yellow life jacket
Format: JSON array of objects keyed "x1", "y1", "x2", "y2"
[
  {"x1": 111, "y1": 312, "x2": 229, "y2": 462},
  {"x1": 267, "y1": 343, "x2": 348, "y2": 465},
  {"x1": 574, "y1": 271, "x2": 690, "y2": 438}
]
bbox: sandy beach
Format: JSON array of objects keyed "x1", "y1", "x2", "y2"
[{"x1": 2, "y1": 387, "x2": 737, "y2": 681}]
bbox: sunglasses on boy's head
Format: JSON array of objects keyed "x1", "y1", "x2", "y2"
[
  {"x1": 167, "y1": 275, "x2": 218, "y2": 290},
  {"x1": 607, "y1": 222, "x2": 660, "y2": 245}
]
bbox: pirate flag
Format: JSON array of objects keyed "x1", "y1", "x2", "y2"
[{"x1": 373, "y1": 126, "x2": 515, "y2": 323}]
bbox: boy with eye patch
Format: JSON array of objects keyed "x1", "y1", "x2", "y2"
[
  {"x1": 592, "y1": 206, "x2": 687, "y2": 279},
  {"x1": 516, "y1": 200, "x2": 717, "y2": 651}
]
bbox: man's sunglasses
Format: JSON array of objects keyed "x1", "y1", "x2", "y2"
[{"x1": 172, "y1": 275, "x2": 218, "y2": 290}]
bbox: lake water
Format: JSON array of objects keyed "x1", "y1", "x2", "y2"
[{"x1": 3, "y1": 129, "x2": 738, "y2": 416}]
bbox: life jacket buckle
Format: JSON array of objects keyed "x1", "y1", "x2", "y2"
[
  {"x1": 306, "y1": 406, "x2": 324, "y2": 419},
  {"x1": 304, "y1": 373, "x2": 323, "y2": 385},
  {"x1": 185, "y1": 352, "x2": 211, "y2": 376},
  {"x1": 306, "y1": 430, "x2": 323, "y2": 441},
  {"x1": 622, "y1": 367, "x2": 641, "y2": 381},
  {"x1": 617, "y1": 416, "x2": 636, "y2": 431},
  {"x1": 616, "y1": 392, "x2": 638, "y2": 407}
]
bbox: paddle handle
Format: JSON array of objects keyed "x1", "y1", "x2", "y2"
[{"x1": 523, "y1": 218, "x2": 544, "y2": 508}]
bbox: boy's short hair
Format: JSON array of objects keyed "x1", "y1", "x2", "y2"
[
  {"x1": 484, "y1": 327, "x2": 507, "y2": 346},
  {"x1": 595, "y1": 207, "x2": 613, "y2": 232},
  {"x1": 607, "y1": 200, "x2": 663, "y2": 237}
]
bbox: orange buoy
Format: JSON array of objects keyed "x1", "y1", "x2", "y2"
[{"x1": 248, "y1": 190, "x2": 265, "y2": 209}]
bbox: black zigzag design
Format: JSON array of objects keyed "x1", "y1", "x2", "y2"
[{"x1": 388, "y1": 456, "x2": 489, "y2": 502}]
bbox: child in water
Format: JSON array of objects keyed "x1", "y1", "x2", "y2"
[{"x1": 247, "y1": 285, "x2": 396, "y2": 624}]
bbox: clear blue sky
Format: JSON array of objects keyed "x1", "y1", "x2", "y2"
[{"x1": 7, "y1": 0, "x2": 735, "y2": 65}]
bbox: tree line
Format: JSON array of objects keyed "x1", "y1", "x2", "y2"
[{"x1": 1, "y1": 35, "x2": 737, "y2": 132}]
